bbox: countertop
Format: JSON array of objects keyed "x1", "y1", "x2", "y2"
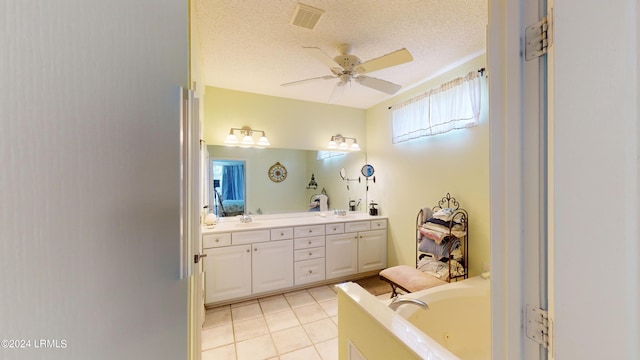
[{"x1": 201, "y1": 212, "x2": 387, "y2": 234}]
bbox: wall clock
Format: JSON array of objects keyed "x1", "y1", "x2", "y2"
[{"x1": 268, "y1": 162, "x2": 287, "y2": 183}]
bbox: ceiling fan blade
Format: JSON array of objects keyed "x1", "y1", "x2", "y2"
[
  {"x1": 355, "y1": 75, "x2": 402, "y2": 95},
  {"x1": 354, "y1": 48, "x2": 413, "y2": 74},
  {"x1": 281, "y1": 75, "x2": 336, "y2": 87},
  {"x1": 328, "y1": 81, "x2": 347, "y2": 104},
  {"x1": 303, "y1": 47, "x2": 343, "y2": 73}
]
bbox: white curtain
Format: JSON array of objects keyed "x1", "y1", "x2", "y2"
[{"x1": 392, "y1": 71, "x2": 481, "y2": 143}]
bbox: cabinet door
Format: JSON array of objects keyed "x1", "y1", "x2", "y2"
[
  {"x1": 358, "y1": 229, "x2": 387, "y2": 273},
  {"x1": 325, "y1": 233, "x2": 358, "y2": 279},
  {"x1": 252, "y1": 240, "x2": 294, "y2": 294},
  {"x1": 204, "y1": 245, "x2": 251, "y2": 304}
]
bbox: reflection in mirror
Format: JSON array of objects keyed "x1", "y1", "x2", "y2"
[
  {"x1": 210, "y1": 160, "x2": 246, "y2": 217},
  {"x1": 207, "y1": 145, "x2": 367, "y2": 215}
]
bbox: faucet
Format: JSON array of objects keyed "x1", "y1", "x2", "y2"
[{"x1": 388, "y1": 297, "x2": 429, "y2": 311}]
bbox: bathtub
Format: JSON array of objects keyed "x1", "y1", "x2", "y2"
[
  {"x1": 336, "y1": 276, "x2": 490, "y2": 360},
  {"x1": 395, "y1": 276, "x2": 491, "y2": 359}
]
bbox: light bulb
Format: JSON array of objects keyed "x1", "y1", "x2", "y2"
[
  {"x1": 240, "y1": 135, "x2": 254, "y2": 146},
  {"x1": 256, "y1": 135, "x2": 270, "y2": 147},
  {"x1": 224, "y1": 133, "x2": 239, "y2": 145}
]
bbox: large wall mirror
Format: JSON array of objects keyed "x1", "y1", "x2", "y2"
[{"x1": 207, "y1": 145, "x2": 368, "y2": 216}]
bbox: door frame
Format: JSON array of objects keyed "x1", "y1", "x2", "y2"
[{"x1": 487, "y1": 0, "x2": 544, "y2": 358}]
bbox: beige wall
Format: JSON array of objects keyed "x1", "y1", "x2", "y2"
[
  {"x1": 365, "y1": 55, "x2": 490, "y2": 276},
  {"x1": 202, "y1": 87, "x2": 366, "y2": 150}
]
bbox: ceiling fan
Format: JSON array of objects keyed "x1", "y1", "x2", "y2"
[{"x1": 281, "y1": 44, "x2": 413, "y2": 103}]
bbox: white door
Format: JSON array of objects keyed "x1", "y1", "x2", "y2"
[
  {"x1": 252, "y1": 240, "x2": 294, "y2": 294},
  {"x1": 326, "y1": 233, "x2": 358, "y2": 279},
  {"x1": 547, "y1": 1, "x2": 639, "y2": 359},
  {"x1": 357, "y1": 229, "x2": 387, "y2": 273},
  {"x1": 204, "y1": 245, "x2": 252, "y2": 303}
]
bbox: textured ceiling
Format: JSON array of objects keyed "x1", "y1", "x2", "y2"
[{"x1": 194, "y1": 0, "x2": 487, "y2": 109}]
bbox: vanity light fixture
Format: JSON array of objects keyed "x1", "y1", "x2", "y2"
[
  {"x1": 224, "y1": 126, "x2": 270, "y2": 148},
  {"x1": 327, "y1": 134, "x2": 360, "y2": 151}
]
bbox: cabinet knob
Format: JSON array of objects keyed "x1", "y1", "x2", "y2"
[
  {"x1": 308, "y1": 270, "x2": 313, "y2": 274},
  {"x1": 308, "y1": 252, "x2": 312, "y2": 256},
  {"x1": 246, "y1": 249, "x2": 250, "y2": 253},
  {"x1": 215, "y1": 238, "x2": 219, "y2": 242},
  {"x1": 280, "y1": 232, "x2": 284, "y2": 236},
  {"x1": 308, "y1": 241, "x2": 312, "y2": 245},
  {"x1": 308, "y1": 229, "x2": 312, "y2": 233},
  {"x1": 254, "y1": 248, "x2": 257, "y2": 251}
]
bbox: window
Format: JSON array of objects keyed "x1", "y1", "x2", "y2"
[{"x1": 391, "y1": 70, "x2": 482, "y2": 143}]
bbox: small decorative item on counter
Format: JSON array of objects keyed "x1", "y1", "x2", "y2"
[
  {"x1": 369, "y1": 201, "x2": 379, "y2": 216},
  {"x1": 205, "y1": 212, "x2": 217, "y2": 227},
  {"x1": 334, "y1": 209, "x2": 347, "y2": 216}
]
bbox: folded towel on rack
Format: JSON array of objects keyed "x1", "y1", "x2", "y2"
[
  {"x1": 425, "y1": 217, "x2": 465, "y2": 231},
  {"x1": 420, "y1": 221, "x2": 467, "y2": 244},
  {"x1": 417, "y1": 255, "x2": 465, "y2": 280},
  {"x1": 432, "y1": 207, "x2": 455, "y2": 221},
  {"x1": 418, "y1": 236, "x2": 460, "y2": 260}
]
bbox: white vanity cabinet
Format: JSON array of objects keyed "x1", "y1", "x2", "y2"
[
  {"x1": 325, "y1": 232, "x2": 358, "y2": 279},
  {"x1": 293, "y1": 225, "x2": 326, "y2": 285},
  {"x1": 357, "y1": 229, "x2": 387, "y2": 272},
  {"x1": 252, "y1": 240, "x2": 293, "y2": 293},
  {"x1": 202, "y1": 215, "x2": 387, "y2": 305},
  {"x1": 203, "y1": 244, "x2": 252, "y2": 303},
  {"x1": 326, "y1": 219, "x2": 388, "y2": 278}
]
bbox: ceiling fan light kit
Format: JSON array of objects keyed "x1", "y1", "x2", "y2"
[{"x1": 281, "y1": 44, "x2": 413, "y2": 102}]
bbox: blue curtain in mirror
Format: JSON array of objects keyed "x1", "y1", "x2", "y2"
[{"x1": 221, "y1": 165, "x2": 244, "y2": 200}]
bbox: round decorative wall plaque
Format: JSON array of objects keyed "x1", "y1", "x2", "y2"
[
  {"x1": 268, "y1": 162, "x2": 287, "y2": 183},
  {"x1": 361, "y1": 164, "x2": 375, "y2": 178}
]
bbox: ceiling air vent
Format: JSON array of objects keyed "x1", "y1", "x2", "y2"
[{"x1": 290, "y1": 3, "x2": 325, "y2": 30}]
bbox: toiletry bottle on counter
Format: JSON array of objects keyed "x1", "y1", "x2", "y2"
[{"x1": 319, "y1": 194, "x2": 328, "y2": 212}]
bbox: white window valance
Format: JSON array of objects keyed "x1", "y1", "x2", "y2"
[{"x1": 391, "y1": 70, "x2": 482, "y2": 143}]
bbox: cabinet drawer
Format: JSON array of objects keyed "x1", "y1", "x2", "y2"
[
  {"x1": 294, "y1": 236, "x2": 325, "y2": 250},
  {"x1": 345, "y1": 221, "x2": 371, "y2": 233},
  {"x1": 294, "y1": 224, "x2": 326, "y2": 238},
  {"x1": 371, "y1": 219, "x2": 387, "y2": 230},
  {"x1": 232, "y1": 230, "x2": 270, "y2": 245},
  {"x1": 203, "y1": 233, "x2": 231, "y2": 248},
  {"x1": 271, "y1": 227, "x2": 293, "y2": 241},
  {"x1": 294, "y1": 247, "x2": 325, "y2": 261},
  {"x1": 325, "y1": 223, "x2": 344, "y2": 235},
  {"x1": 294, "y1": 258, "x2": 325, "y2": 285}
]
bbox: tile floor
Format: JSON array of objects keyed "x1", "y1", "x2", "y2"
[{"x1": 202, "y1": 283, "x2": 390, "y2": 360}]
